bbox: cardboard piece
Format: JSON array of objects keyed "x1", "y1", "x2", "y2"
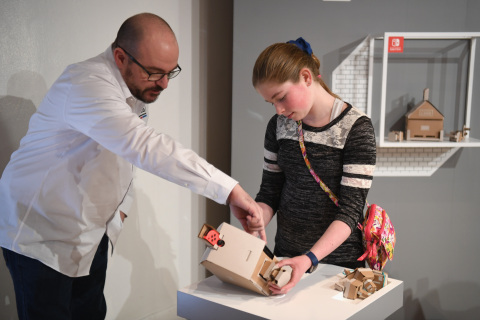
[
  {"x1": 388, "y1": 131, "x2": 404, "y2": 142},
  {"x1": 270, "y1": 265, "x2": 292, "y2": 288},
  {"x1": 373, "y1": 270, "x2": 388, "y2": 290},
  {"x1": 357, "y1": 288, "x2": 372, "y2": 299},
  {"x1": 343, "y1": 279, "x2": 363, "y2": 299},
  {"x1": 363, "y1": 278, "x2": 377, "y2": 294},
  {"x1": 405, "y1": 88, "x2": 444, "y2": 141},
  {"x1": 334, "y1": 277, "x2": 349, "y2": 292},
  {"x1": 448, "y1": 125, "x2": 470, "y2": 142},
  {"x1": 353, "y1": 268, "x2": 374, "y2": 281},
  {"x1": 344, "y1": 268, "x2": 355, "y2": 280},
  {"x1": 337, "y1": 267, "x2": 389, "y2": 300},
  {"x1": 198, "y1": 222, "x2": 292, "y2": 296}
]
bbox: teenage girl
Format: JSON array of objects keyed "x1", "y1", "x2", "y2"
[{"x1": 252, "y1": 37, "x2": 376, "y2": 294}]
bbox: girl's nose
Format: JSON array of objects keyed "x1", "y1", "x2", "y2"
[{"x1": 275, "y1": 104, "x2": 285, "y2": 115}]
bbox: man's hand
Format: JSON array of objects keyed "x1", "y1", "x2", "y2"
[{"x1": 228, "y1": 184, "x2": 266, "y2": 241}]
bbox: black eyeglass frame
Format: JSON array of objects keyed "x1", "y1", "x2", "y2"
[{"x1": 118, "y1": 45, "x2": 181, "y2": 81}]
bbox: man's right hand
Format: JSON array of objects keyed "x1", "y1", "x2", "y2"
[{"x1": 228, "y1": 184, "x2": 266, "y2": 241}]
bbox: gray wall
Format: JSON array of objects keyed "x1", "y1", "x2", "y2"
[{"x1": 232, "y1": 1, "x2": 480, "y2": 319}]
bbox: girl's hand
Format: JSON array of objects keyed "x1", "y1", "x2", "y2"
[{"x1": 268, "y1": 255, "x2": 312, "y2": 294}]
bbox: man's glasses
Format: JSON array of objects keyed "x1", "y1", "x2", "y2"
[{"x1": 118, "y1": 45, "x2": 181, "y2": 81}]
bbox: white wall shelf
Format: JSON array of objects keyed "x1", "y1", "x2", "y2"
[
  {"x1": 371, "y1": 32, "x2": 480, "y2": 148},
  {"x1": 332, "y1": 32, "x2": 480, "y2": 176},
  {"x1": 377, "y1": 137, "x2": 480, "y2": 148}
]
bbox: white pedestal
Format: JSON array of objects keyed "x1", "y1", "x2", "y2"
[{"x1": 177, "y1": 264, "x2": 403, "y2": 320}]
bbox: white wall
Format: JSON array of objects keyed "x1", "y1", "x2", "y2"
[{"x1": 0, "y1": 1, "x2": 205, "y2": 319}]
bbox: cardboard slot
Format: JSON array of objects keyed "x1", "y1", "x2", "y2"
[
  {"x1": 245, "y1": 250, "x2": 252, "y2": 261},
  {"x1": 258, "y1": 259, "x2": 275, "y2": 281},
  {"x1": 263, "y1": 245, "x2": 274, "y2": 259}
]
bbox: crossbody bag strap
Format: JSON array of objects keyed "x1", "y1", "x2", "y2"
[
  {"x1": 297, "y1": 120, "x2": 339, "y2": 206},
  {"x1": 298, "y1": 120, "x2": 371, "y2": 232}
]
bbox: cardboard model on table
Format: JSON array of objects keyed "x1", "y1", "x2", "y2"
[{"x1": 197, "y1": 222, "x2": 292, "y2": 296}]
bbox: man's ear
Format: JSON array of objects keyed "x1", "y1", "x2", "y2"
[
  {"x1": 113, "y1": 47, "x2": 128, "y2": 70},
  {"x1": 300, "y1": 68, "x2": 313, "y2": 86}
]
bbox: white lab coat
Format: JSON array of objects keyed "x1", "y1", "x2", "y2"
[{"x1": 0, "y1": 47, "x2": 237, "y2": 277}]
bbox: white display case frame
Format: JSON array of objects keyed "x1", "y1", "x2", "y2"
[{"x1": 369, "y1": 32, "x2": 480, "y2": 148}]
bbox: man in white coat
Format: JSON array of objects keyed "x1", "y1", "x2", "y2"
[{"x1": 0, "y1": 12, "x2": 265, "y2": 320}]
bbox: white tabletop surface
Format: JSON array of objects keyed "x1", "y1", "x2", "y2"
[{"x1": 177, "y1": 264, "x2": 403, "y2": 320}]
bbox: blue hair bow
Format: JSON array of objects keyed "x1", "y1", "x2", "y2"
[{"x1": 287, "y1": 37, "x2": 312, "y2": 55}]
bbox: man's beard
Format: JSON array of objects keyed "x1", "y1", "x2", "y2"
[
  {"x1": 133, "y1": 86, "x2": 163, "y2": 104},
  {"x1": 125, "y1": 68, "x2": 164, "y2": 104}
]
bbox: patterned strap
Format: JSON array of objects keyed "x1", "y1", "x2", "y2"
[{"x1": 297, "y1": 120, "x2": 339, "y2": 206}]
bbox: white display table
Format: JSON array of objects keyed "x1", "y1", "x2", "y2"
[{"x1": 177, "y1": 264, "x2": 403, "y2": 320}]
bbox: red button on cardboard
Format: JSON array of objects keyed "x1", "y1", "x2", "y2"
[{"x1": 388, "y1": 37, "x2": 404, "y2": 53}]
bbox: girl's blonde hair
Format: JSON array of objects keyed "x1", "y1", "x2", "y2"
[{"x1": 252, "y1": 42, "x2": 340, "y2": 99}]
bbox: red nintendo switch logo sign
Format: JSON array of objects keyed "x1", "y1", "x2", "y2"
[{"x1": 388, "y1": 37, "x2": 404, "y2": 53}]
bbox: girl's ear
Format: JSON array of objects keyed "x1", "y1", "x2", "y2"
[{"x1": 300, "y1": 68, "x2": 313, "y2": 86}]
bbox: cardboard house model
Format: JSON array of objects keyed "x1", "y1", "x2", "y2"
[
  {"x1": 198, "y1": 222, "x2": 292, "y2": 296},
  {"x1": 405, "y1": 88, "x2": 444, "y2": 141}
]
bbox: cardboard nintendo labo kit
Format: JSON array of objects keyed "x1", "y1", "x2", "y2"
[
  {"x1": 335, "y1": 267, "x2": 389, "y2": 300},
  {"x1": 198, "y1": 222, "x2": 292, "y2": 296}
]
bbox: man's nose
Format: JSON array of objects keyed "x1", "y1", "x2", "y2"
[{"x1": 155, "y1": 76, "x2": 169, "y2": 89}]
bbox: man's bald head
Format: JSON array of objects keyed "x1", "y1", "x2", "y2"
[
  {"x1": 112, "y1": 13, "x2": 179, "y2": 103},
  {"x1": 113, "y1": 13, "x2": 176, "y2": 55}
]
